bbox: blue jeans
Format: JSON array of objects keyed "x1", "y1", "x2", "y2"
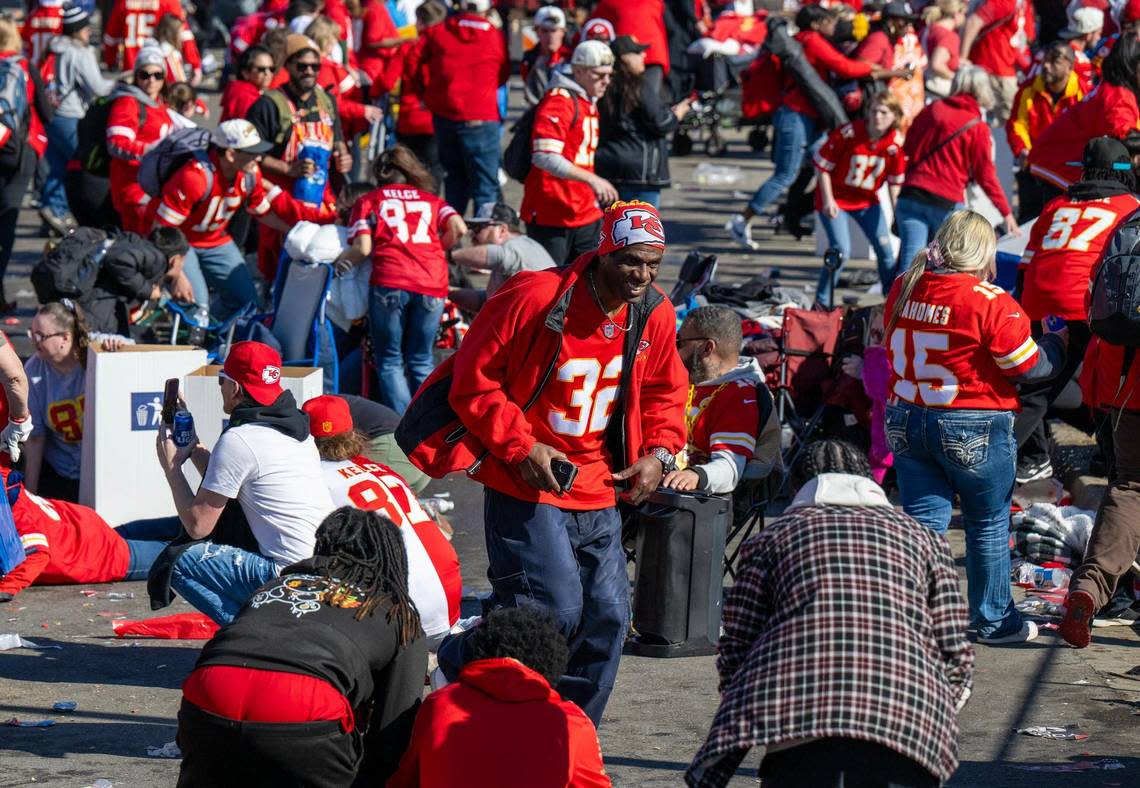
[
  {"x1": 617, "y1": 187, "x2": 660, "y2": 208},
  {"x1": 116, "y1": 516, "x2": 182, "y2": 581},
  {"x1": 182, "y1": 241, "x2": 258, "y2": 320},
  {"x1": 433, "y1": 116, "x2": 501, "y2": 217},
  {"x1": 43, "y1": 114, "x2": 79, "y2": 217},
  {"x1": 170, "y1": 542, "x2": 279, "y2": 625},
  {"x1": 368, "y1": 287, "x2": 444, "y2": 414},
  {"x1": 885, "y1": 401, "x2": 1022, "y2": 638},
  {"x1": 816, "y1": 204, "x2": 897, "y2": 306},
  {"x1": 896, "y1": 196, "x2": 960, "y2": 273},
  {"x1": 747, "y1": 105, "x2": 816, "y2": 216},
  {"x1": 483, "y1": 488, "x2": 629, "y2": 727}
]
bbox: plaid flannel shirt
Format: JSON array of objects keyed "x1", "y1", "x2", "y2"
[{"x1": 687, "y1": 482, "x2": 973, "y2": 787}]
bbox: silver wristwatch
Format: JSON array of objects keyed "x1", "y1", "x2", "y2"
[{"x1": 651, "y1": 447, "x2": 676, "y2": 473}]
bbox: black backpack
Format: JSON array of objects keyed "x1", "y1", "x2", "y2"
[
  {"x1": 32, "y1": 228, "x2": 113, "y2": 303},
  {"x1": 502, "y1": 93, "x2": 579, "y2": 183},
  {"x1": 74, "y1": 93, "x2": 146, "y2": 178},
  {"x1": 1089, "y1": 212, "x2": 1140, "y2": 348}
]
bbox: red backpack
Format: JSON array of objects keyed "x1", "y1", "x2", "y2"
[{"x1": 741, "y1": 50, "x2": 781, "y2": 120}]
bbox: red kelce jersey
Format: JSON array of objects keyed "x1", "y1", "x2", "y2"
[
  {"x1": 347, "y1": 184, "x2": 457, "y2": 298},
  {"x1": 1019, "y1": 192, "x2": 1140, "y2": 320},
  {"x1": 520, "y1": 87, "x2": 602, "y2": 228},
  {"x1": 885, "y1": 272, "x2": 1040, "y2": 410},
  {"x1": 813, "y1": 120, "x2": 906, "y2": 212}
]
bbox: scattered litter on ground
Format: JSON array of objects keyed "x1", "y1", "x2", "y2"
[
  {"x1": 146, "y1": 741, "x2": 182, "y2": 758},
  {"x1": 1016, "y1": 724, "x2": 1089, "y2": 741},
  {"x1": 96, "y1": 612, "x2": 127, "y2": 620},
  {"x1": 2, "y1": 318, "x2": 18, "y2": 326},
  {"x1": 1012, "y1": 759, "x2": 1124, "y2": 773},
  {"x1": 80, "y1": 590, "x2": 97, "y2": 597},
  {"x1": 0, "y1": 633, "x2": 61, "y2": 650},
  {"x1": 51, "y1": 701, "x2": 76, "y2": 712},
  {"x1": 693, "y1": 163, "x2": 743, "y2": 188},
  {"x1": 1072, "y1": 679, "x2": 1092, "y2": 685},
  {"x1": 6, "y1": 718, "x2": 55, "y2": 727}
]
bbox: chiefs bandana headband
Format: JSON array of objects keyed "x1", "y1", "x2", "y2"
[{"x1": 597, "y1": 201, "x2": 666, "y2": 256}]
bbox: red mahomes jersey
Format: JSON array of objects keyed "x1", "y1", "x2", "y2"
[
  {"x1": 520, "y1": 88, "x2": 602, "y2": 228},
  {"x1": 526, "y1": 285, "x2": 626, "y2": 509},
  {"x1": 348, "y1": 184, "x2": 457, "y2": 298},
  {"x1": 154, "y1": 157, "x2": 282, "y2": 248},
  {"x1": 687, "y1": 379, "x2": 759, "y2": 461},
  {"x1": 813, "y1": 120, "x2": 906, "y2": 211},
  {"x1": 103, "y1": 0, "x2": 201, "y2": 70},
  {"x1": 1019, "y1": 192, "x2": 1140, "y2": 320},
  {"x1": 318, "y1": 457, "x2": 461, "y2": 640},
  {"x1": 22, "y1": 1, "x2": 64, "y2": 64},
  {"x1": 885, "y1": 272, "x2": 1040, "y2": 410}
]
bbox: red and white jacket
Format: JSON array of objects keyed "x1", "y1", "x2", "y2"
[
  {"x1": 813, "y1": 120, "x2": 905, "y2": 212},
  {"x1": 106, "y1": 87, "x2": 173, "y2": 206}
]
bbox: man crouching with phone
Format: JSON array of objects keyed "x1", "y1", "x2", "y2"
[{"x1": 446, "y1": 202, "x2": 686, "y2": 726}]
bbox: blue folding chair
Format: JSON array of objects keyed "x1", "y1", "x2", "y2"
[
  {"x1": 263, "y1": 257, "x2": 340, "y2": 392},
  {"x1": 165, "y1": 300, "x2": 256, "y2": 362}
]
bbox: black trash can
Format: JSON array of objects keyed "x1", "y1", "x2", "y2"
[{"x1": 626, "y1": 489, "x2": 729, "y2": 658}]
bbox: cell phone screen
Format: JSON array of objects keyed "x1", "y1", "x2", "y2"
[{"x1": 161, "y1": 378, "x2": 180, "y2": 425}]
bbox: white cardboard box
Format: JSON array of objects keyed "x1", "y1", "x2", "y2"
[{"x1": 79, "y1": 344, "x2": 209, "y2": 525}]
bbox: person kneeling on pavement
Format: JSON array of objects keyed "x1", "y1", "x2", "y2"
[
  {"x1": 302, "y1": 394, "x2": 462, "y2": 645},
  {"x1": 663, "y1": 305, "x2": 779, "y2": 495},
  {"x1": 153, "y1": 341, "x2": 334, "y2": 624},
  {"x1": 687, "y1": 440, "x2": 974, "y2": 788},
  {"x1": 176, "y1": 507, "x2": 427, "y2": 787},
  {"x1": 389, "y1": 606, "x2": 611, "y2": 788}
]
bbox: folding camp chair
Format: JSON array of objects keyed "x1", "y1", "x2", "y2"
[
  {"x1": 165, "y1": 300, "x2": 255, "y2": 362},
  {"x1": 772, "y1": 307, "x2": 844, "y2": 486},
  {"x1": 670, "y1": 251, "x2": 718, "y2": 307},
  {"x1": 265, "y1": 257, "x2": 339, "y2": 392}
]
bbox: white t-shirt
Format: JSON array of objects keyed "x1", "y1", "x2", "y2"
[
  {"x1": 202, "y1": 424, "x2": 335, "y2": 567},
  {"x1": 319, "y1": 457, "x2": 461, "y2": 641}
]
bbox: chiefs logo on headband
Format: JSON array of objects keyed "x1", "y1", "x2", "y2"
[{"x1": 599, "y1": 202, "x2": 666, "y2": 255}]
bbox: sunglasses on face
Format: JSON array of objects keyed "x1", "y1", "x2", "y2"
[
  {"x1": 250, "y1": 65, "x2": 275, "y2": 74},
  {"x1": 292, "y1": 61, "x2": 320, "y2": 73},
  {"x1": 137, "y1": 70, "x2": 165, "y2": 81}
]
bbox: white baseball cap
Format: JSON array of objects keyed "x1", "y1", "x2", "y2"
[
  {"x1": 535, "y1": 6, "x2": 566, "y2": 29},
  {"x1": 1060, "y1": 6, "x2": 1104, "y2": 37},
  {"x1": 211, "y1": 119, "x2": 273, "y2": 154},
  {"x1": 572, "y1": 39, "x2": 615, "y2": 68}
]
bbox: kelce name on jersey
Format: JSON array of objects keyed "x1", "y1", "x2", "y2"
[
  {"x1": 336, "y1": 462, "x2": 384, "y2": 480},
  {"x1": 381, "y1": 188, "x2": 422, "y2": 201},
  {"x1": 900, "y1": 300, "x2": 952, "y2": 326}
]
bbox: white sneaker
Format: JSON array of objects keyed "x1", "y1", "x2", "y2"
[
  {"x1": 726, "y1": 214, "x2": 759, "y2": 250},
  {"x1": 979, "y1": 620, "x2": 1038, "y2": 645}
]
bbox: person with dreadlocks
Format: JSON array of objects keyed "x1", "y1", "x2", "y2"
[
  {"x1": 687, "y1": 440, "x2": 974, "y2": 788},
  {"x1": 175, "y1": 507, "x2": 427, "y2": 787},
  {"x1": 884, "y1": 210, "x2": 1066, "y2": 645}
]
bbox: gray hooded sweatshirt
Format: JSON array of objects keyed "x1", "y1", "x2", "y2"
[{"x1": 49, "y1": 36, "x2": 116, "y2": 119}]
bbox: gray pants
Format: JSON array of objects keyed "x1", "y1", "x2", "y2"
[{"x1": 364, "y1": 434, "x2": 430, "y2": 494}]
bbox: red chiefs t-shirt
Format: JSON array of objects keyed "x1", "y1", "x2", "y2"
[
  {"x1": 153, "y1": 156, "x2": 282, "y2": 248},
  {"x1": 968, "y1": 0, "x2": 1032, "y2": 77},
  {"x1": 526, "y1": 285, "x2": 625, "y2": 509},
  {"x1": 22, "y1": 3, "x2": 63, "y2": 64},
  {"x1": 687, "y1": 379, "x2": 759, "y2": 461},
  {"x1": 813, "y1": 120, "x2": 906, "y2": 211},
  {"x1": 520, "y1": 88, "x2": 602, "y2": 229},
  {"x1": 922, "y1": 23, "x2": 960, "y2": 72},
  {"x1": 885, "y1": 273, "x2": 1040, "y2": 410},
  {"x1": 348, "y1": 184, "x2": 457, "y2": 298},
  {"x1": 1019, "y1": 192, "x2": 1140, "y2": 320}
]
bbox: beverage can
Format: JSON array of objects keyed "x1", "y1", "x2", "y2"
[
  {"x1": 1045, "y1": 315, "x2": 1067, "y2": 331},
  {"x1": 173, "y1": 410, "x2": 195, "y2": 448}
]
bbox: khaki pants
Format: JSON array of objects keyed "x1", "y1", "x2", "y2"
[
  {"x1": 988, "y1": 74, "x2": 1018, "y2": 126},
  {"x1": 1071, "y1": 409, "x2": 1140, "y2": 608},
  {"x1": 364, "y1": 433, "x2": 431, "y2": 494}
]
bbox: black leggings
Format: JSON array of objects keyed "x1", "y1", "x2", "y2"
[{"x1": 760, "y1": 738, "x2": 939, "y2": 788}]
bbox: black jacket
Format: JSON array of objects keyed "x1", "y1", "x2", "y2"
[
  {"x1": 80, "y1": 232, "x2": 168, "y2": 335},
  {"x1": 193, "y1": 557, "x2": 428, "y2": 783},
  {"x1": 595, "y1": 77, "x2": 679, "y2": 190}
]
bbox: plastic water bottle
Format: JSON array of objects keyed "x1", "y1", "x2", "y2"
[
  {"x1": 1033, "y1": 567, "x2": 1072, "y2": 589},
  {"x1": 186, "y1": 306, "x2": 209, "y2": 348}
]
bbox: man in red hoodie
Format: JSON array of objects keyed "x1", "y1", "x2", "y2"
[
  {"x1": 390, "y1": 606, "x2": 611, "y2": 788},
  {"x1": 416, "y1": 0, "x2": 509, "y2": 215},
  {"x1": 433, "y1": 201, "x2": 686, "y2": 725}
]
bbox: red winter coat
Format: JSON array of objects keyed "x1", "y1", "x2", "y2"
[
  {"x1": 418, "y1": 13, "x2": 508, "y2": 122},
  {"x1": 388, "y1": 658, "x2": 612, "y2": 788},
  {"x1": 902, "y1": 93, "x2": 1010, "y2": 215},
  {"x1": 403, "y1": 252, "x2": 687, "y2": 500},
  {"x1": 1028, "y1": 83, "x2": 1140, "y2": 189},
  {"x1": 591, "y1": 0, "x2": 670, "y2": 74}
]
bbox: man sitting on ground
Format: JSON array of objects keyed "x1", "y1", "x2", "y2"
[
  {"x1": 447, "y1": 202, "x2": 556, "y2": 313},
  {"x1": 663, "y1": 305, "x2": 779, "y2": 494},
  {"x1": 302, "y1": 394, "x2": 461, "y2": 644},
  {"x1": 389, "y1": 606, "x2": 611, "y2": 788},
  {"x1": 155, "y1": 341, "x2": 334, "y2": 624}
]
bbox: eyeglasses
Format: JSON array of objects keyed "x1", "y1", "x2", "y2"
[
  {"x1": 250, "y1": 65, "x2": 275, "y2": 74},
  {"x1": 291, "y1": 61, "x2": 320, "y2": 73},
  {"x1": 28, "y1": 329, "x2": 68, "y2": 343},
  {"x1": 137, "y1": 70, "x2": 165, "y2": 81},
  {"x1": 676, "y1": 336, "x2": 712, "y2": 348}
]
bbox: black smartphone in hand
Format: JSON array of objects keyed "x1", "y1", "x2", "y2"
[
  {"x1": 551, "y1": 458, "x2": 578, "y2": 492},
  {"x1": 161, "y1": 378, "x2": 180, "y2": 426}
]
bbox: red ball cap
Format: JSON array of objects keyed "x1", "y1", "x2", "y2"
[
  {"x1": 221, "y1": 341, "x2": 284, "y2": 406},
  {"x1": 302, "y1": 394, "x2": 354, "y2": 437}
]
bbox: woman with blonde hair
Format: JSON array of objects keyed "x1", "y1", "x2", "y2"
[
  {"x1": 921, "y1": 0, "x2": 965, "y2": 98},
  {"x1": 884, "y1": 210, "x2": 1066, "y2": 645}
]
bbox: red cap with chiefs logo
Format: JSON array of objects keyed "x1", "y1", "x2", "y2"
[
  {"x1": 597, "y1": 200, "x2": 666, "y2": 256},
  {"x1": 302, "y1": 395, "x2": 353, "y2": 437},
  {"x1": 221, "y1": 341, "x2": 284, "y2": 406}
]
